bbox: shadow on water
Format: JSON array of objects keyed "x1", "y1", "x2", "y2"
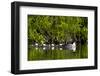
[{"x1": 28, "y1": 43, "x2": 88, "y2": 61}]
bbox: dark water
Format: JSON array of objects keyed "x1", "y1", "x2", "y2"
[{"x1": 28, "y1": 43, "x2": 88, "y2": 61}]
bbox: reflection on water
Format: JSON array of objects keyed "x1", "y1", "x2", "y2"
[
  {"x1": 28, "y1": 43, "x2": 88, "y2": 61},
  {"x1": 32, "y1": 43, "x2": 77, "y2": 52}
]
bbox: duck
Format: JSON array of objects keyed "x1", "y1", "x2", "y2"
[
  {"x1": 35, "y1": 43, "x2": 38, "y2": 46},
  {"x1": 43, "y1": 43, "x2": 46, "y2": 47},
  {"x1": 42, "y1": 43, "x2": 51, "y2": 50},
  {"x1": 65, "y1": 41, "x2": 76, "y2": 52}
]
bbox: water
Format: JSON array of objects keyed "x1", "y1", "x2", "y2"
[{"x1": 28, "y1": 43, "x2": 88, "y2": 61}]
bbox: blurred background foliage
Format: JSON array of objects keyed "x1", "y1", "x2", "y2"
[{"x1": 28, "y1": 15, "x2": 88, "y2": 45}]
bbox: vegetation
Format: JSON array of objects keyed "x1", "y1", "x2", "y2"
[{"x1": 28, "y1": 15, "x2": 88, "y2": 61}]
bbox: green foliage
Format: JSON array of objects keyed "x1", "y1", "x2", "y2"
[{"x1": 28, "y1": 15, "x2": 88, "y2": 44}]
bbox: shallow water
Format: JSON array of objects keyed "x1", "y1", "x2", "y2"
[{"x1": 28, "y1": 43, "x2": 88, "y2": 61}]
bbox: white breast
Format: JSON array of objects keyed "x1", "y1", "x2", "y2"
[{"x1": 72, "y1": 42, "x2": 76, "y2": 52}]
